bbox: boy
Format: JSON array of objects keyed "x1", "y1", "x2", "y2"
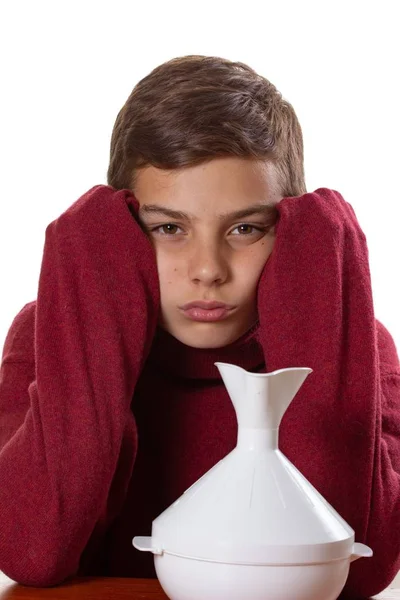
[{"x1": 0, "y1": 55, "x2": 399, "y2": 598}]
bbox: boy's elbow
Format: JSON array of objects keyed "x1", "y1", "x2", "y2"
[{"x1": 0, "y1": 550, "x2": 78, "y2": 588}]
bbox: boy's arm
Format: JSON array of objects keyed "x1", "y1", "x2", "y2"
[
  {"x1": 0, "y1": 185, "x2": 160, "y2": 586},
  {"x1": 256, "y1": 188, "x2": 400, "y2": 599}
]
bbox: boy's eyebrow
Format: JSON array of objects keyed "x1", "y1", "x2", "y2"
[{"x1": 139, "y1": 203, "x2": 276, "y2": 222}]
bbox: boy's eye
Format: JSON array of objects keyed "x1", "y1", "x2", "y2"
[
  {"x1": 233, "y1": 224, "x2": 258, "y2": 235},
  {"x1": 150, "y1": 223, "x2": 266, "y2": 236},
  {"x1": 154, "y1": 224, "x2": 182, "y2": 235}
]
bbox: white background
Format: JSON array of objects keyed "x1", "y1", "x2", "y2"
[{"x1": 0, "y1": 0, "x2": 399, "y2": 353}]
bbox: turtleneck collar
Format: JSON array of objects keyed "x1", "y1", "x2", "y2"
[{"x1": 148, "y1": 321, "x2": 266, "y2": 380}]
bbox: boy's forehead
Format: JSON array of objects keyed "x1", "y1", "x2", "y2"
[{"x1": 133, "y1": 157, "x2": 281, "y2": 209}]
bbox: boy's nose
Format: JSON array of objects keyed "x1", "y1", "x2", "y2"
[{"x1": 187, "y1": 244, "x2": 229, "y2": 286}]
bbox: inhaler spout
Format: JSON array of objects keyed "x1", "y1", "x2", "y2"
[{"x1": 215, "y1": 363, "x2": 313, "y2": 431}]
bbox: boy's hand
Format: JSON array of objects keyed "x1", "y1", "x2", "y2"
[
  {"x1": 257, "y1": 187, "x2": 368, "y2": 316},
  {"x1": 273, "y1": 187, "x2": 365, "y2": 257},
  {"x1": 41, "y1": 184, "x2": 160, "y2": 387}
]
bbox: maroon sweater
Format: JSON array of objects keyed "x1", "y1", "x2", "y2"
[{"x1": 0, "y1": 185, "x2": 399, "y2": 598}]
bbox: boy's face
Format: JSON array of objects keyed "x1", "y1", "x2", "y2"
[{"x1": 133, "y1": 156, "x2": 282, "y2": 349}]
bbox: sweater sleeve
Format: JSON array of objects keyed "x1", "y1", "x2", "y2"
[
  {"x1": 0, "y1": 185, "x2": 160, "y2": 587},
  {"x1": 256, "y1": 188, "x2": 400, "y2": 599}
]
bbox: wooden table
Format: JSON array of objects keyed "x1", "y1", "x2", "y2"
[{"x1": 1, "y1": 571, "x2": 399, "y2": 599}]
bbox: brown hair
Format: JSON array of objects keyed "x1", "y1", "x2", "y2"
[{"x1": 107, "y1": 55, "x2": 306, "y2": 198}]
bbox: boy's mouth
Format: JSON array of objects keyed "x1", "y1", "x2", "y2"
[
  {"x1": 180, "y1": 300, "x2": 234, "y2": 311},
  {"x1": 180, "y1": 305, "x2": 235, "y2": 322}
]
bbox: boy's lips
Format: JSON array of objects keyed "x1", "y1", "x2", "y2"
[
  {"x1": 179, "y1": 301, "x2": 236, "y2": 322},
  {"x1": 179, "y1": 301, "x2": 234, "y2": 310}
]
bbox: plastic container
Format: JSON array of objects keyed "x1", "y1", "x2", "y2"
[{"x1": 133, "y1": 363, "x2": 372, "y2": 600}]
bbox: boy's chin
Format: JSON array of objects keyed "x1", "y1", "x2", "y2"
[{"x1": 158, "y1": 319, "x2": 258, "y2": 350}]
